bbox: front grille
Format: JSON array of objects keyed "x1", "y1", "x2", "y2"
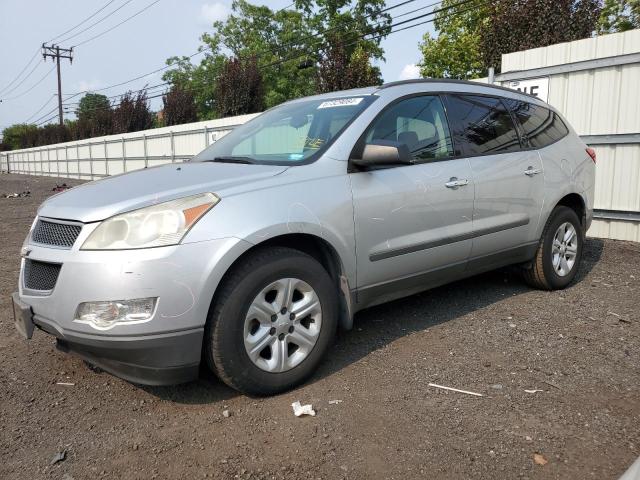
[
  {"x1": 23, "y1": 260, "x2": 61, "y2": 291},
  {"x1": 32, "y1": 219, "x2": 82, "y2": 248}
]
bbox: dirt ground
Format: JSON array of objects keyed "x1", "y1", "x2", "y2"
[{"x1": 0, "y1": 173, "x2": 638, "y2": 480}]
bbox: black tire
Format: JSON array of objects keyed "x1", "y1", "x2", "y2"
[
  {"x1": 523, "y1": 206, "x2": 584, "y2": 290},
  {"x1": 204, "y1": 247, "x2": 338, "y2": 396}
]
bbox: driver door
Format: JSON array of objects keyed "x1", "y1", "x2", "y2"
[{"x1": 349, "y1": 95, "x2": 475, "y2": 303}]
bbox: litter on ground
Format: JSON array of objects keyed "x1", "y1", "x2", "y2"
[
  {"x1": 428, "y1": 383, "x2": 484, "y2": 397},
  {"x1": 291, "y1": 401, "x2": 316, "y2": 417}
]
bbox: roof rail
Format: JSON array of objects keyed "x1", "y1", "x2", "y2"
[{"x1": 377, "y1": 78, "x2": 539, "y2": 99}]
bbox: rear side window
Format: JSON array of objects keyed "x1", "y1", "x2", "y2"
[
  {"x1": 504, "y1": 100, "x2": 569, "y2": 148},
  {"x1": 363, "y1": 95, "x2": 454, "y2": 162},
  {"x1": 444, "y1": 94, "x2": 521, "y2": 155}
]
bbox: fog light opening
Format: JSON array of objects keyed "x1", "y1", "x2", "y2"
[{"x1": 74, "y1": 297, "x2": 157, "y2": 330}]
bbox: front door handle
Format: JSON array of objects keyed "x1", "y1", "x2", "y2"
[
  {"x1": 524, "y1": 166, "x2": 542, "y2": 176},
  {"x1": 445, "y1": 177, "x2": 469, "y2": 189}
]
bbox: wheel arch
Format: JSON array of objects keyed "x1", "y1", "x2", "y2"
[
  {"x1": 555, "y1": 192, "x2": 587, "y2": 231},
  {"x1": 208, "y1": 233, "x2": 355, "y2": 331}
]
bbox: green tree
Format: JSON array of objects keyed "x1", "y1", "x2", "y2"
[
  {"x1": 419, "y1": 0, "x2": 488, "y2": 79},
  {"x1": 163, "y1": 0, "x2": 392, "y2": 117},
  {"x1": 316, "y1": 39, "x2": 382, "y2": 92},
  {"x1": 76, "y1": 93, "x2": 111, "y2": 122},
  {"x1": 1, "y1": 124, "x2": 38, "y2": 150},
  {"x1": 112, "y1": 91, "x2": 154, "y2": 134},
  {"x1": 598, "y1": 0, "x2": 640, "y2": 32},
  {"x1": 162, "y1": 84, "x2": 199, "y2": 126},
  {"x1": 215, "y1": 1, "x2": 316, "y2": 108},
  {"x1": 300, "y1": 0, "x2": 390, "y2": 92},
  {"x1": 480, "y1": 0, "x2": 601, "y2": 71},
  {"x1": 163, "y1": 37, "x2": 227, "y2": 119},
  {"x1": 215, "y1": 56, "x2": 265, "y2": 117},
  {"x1": 420, "y1": 0, "x2": 601, "y2": 77},
  {"x1": 295, "y1": 0, "x2": 391, "y2": 60}
]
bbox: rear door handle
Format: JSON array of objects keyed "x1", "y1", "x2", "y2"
[
  {"x1": 524, "y1": 166, "x2": 542, "y2": 176},
  {"x1": 445, "y1": 177, "x2": 469, "y2": 189}
]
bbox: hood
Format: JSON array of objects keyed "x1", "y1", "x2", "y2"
[{"x1": 38, "y1": 162, "x2": 288, "y2": 223}]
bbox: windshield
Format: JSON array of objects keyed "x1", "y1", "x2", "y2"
[{"x1": 192, "y1": 96, "x2": 375, "y2": 165}]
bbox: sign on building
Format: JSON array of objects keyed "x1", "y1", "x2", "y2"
[{"x1": 504, "y1": 77, "x2": 549, "y2": 102}]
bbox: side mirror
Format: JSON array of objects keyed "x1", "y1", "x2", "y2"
[{"x1": 350, "y1": 141, "x2": 413, "y2": 169}]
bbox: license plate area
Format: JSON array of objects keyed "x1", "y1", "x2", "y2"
[{"x1": 11, "y1": 293, "x2": 34, "y2": 339}]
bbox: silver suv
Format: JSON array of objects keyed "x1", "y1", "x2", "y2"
[{"x1": 12, "y1": 80, "x2": 595, "y2": 395}]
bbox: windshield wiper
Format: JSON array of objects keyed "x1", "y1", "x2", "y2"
[{"x1": 206, "y1": 156, "x2": 255, "y2": 164}]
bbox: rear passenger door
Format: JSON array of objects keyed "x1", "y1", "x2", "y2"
[{"x1": 443, "y1": 94, "x2": 545, "y2": 260}]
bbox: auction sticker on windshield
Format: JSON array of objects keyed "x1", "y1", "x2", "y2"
[{"x1": 318, "y1": 98, "x2": 364, "y2": 109}]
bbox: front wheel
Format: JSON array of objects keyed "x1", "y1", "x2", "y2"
[
  {"x1": 204, "y1": 247, "x2": 338, "y2": 396},
  {"x1": 523, "y1": 206, "x2": 584, "y2": 290}
]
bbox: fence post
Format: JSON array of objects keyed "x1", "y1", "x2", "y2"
[
  {"x1": 203, "y1": 127, "x2": 209, "y2": 149},
  {"x1": 76, "y1": 144, "x2": 81, "y2": 179},
  {"x1": 89, "y1": 142, "x2": 94, "y2": 180},
  {"x1": 64, "y1": 145, "x2": 68, "y2": 178},
  {"x1": 122, "y1": 138, "x2": 126, "y2": 173},
  {"x1": 104, "y1": 139, "x2": 109, "y2": 176},
  {"x1": 143, "y1": 134, "x2": 148, "y2": 168},
  {"x1": 170, "y1": 131, "x2": 175, "y2": 163}
]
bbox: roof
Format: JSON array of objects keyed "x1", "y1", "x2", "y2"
[
  {"x1": 285, "y1": 78, "x2": 545, "y2": 106},
  {"x1": 376, "y1": 78, "x2": 545, "y2": 104}
]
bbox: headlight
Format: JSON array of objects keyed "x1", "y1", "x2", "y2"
[{"x1": 81, "y1": 193, "x2": 219, "y2": 250}]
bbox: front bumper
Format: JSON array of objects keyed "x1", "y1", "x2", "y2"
[
  {"x1": 14, "y1": 235, "x2": 251, "y2": 385},
  {"x1": 14, "y1": 290, "x2": 202, "y2": 384}
]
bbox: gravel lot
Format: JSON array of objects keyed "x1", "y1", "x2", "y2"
[{"x1": 1, "y1": 173, "x2": 639, "y2": 480}]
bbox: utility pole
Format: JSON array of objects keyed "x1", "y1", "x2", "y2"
[{"x1": 42, "y1": 43, "x2": 73, "y2": 126}]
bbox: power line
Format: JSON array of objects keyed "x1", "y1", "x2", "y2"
[
  {"x1": 1, "y1": 65, "x2": 56, "y2": 102},
  {"x1": 63, "y1": 0, "x2": 422, "y2": 101},
  {"x1": 72, "y1": 0, "x2": 164, "y2": 48},
  {"x1": 60, "y1": 0, "x2": 481, "y2": 118},
  {"x1": 30, "y1": 104, "x2": 62, "y2": 126},
  {"x1": 250, "y1": 0, "x2": 419, "y2": 62},
  {"x1": 0, "y1": 48, "x2": 42, "y2": 96},
  {"x1": 32, "y1": 0, "x2": 483, "y2": 126},
  {"x1": 63, "y1": 46, "x2": 210, "y2": 99},
  {"x1": 23, "y1": 95, "x2": 57, "y2": 123},
  {"x1": 36, "y1": 113, "x2": 60, "y2": 127},
  {"x1": 260, "y1": 0, "x2": 476, "y2": 70},
  {"x1": 55, "y1": 0, "x2": 137, "y2": 45},
  {"x1": 0, "y1": 60, "x2": 44, "y2": 98},
  {"x1": 48, "y1": 0, "x2": 119, "y2": 43}
]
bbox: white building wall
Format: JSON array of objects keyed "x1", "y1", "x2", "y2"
[{"x1": 498, "y1": 29, "x2": 640, "y2": 242}]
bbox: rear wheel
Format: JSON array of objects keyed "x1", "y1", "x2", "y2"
[
  {"x1": 523, "y1": 206, "x2": 583, "y2": 290},
  {"x1": 204, "y1": 247, "x2": 337, "y2": 396}
]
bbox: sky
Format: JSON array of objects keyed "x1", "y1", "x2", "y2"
[{"x1": 0, "y1": 0, "x2": 433, "y2": 130}]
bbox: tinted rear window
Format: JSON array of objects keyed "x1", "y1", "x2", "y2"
[
  {"x1": 503, "y1": 100, "x2": 569, "y2": 148},
  {"x1": 444, "y1": 95, "x2": 521, "y2": 156}
]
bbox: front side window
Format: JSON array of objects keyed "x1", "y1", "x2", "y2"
[
  {"x1": 360, "y1": 95, "x2": 454, "y2": 162},
  {"x1": 192, "y1": 96, "x2": 375, "y2": 165},
  {"x1": 504, "y1": 100, "x2": 569, "y2": 148},
  {"x1": 445, "y1": 94, "x2": 521, "y2": 155}
]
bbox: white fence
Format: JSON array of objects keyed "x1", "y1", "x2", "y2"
[
  {"x1": 2, "y1": 30, "x2": 639, "y2": 241},
  {"x1": 0, "y1": 114, "x2": 258, "y2": 179}
]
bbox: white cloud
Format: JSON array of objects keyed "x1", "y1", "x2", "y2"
[
  {"x1": 398, "y1": 64, "x2": 421, "y2": 81},
  {"x1": 200, "y1": 2, "x2": 230, "y2": 25},
  {"x1": 75, "y1": 80, "x2": 103, "y2": 93}
]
